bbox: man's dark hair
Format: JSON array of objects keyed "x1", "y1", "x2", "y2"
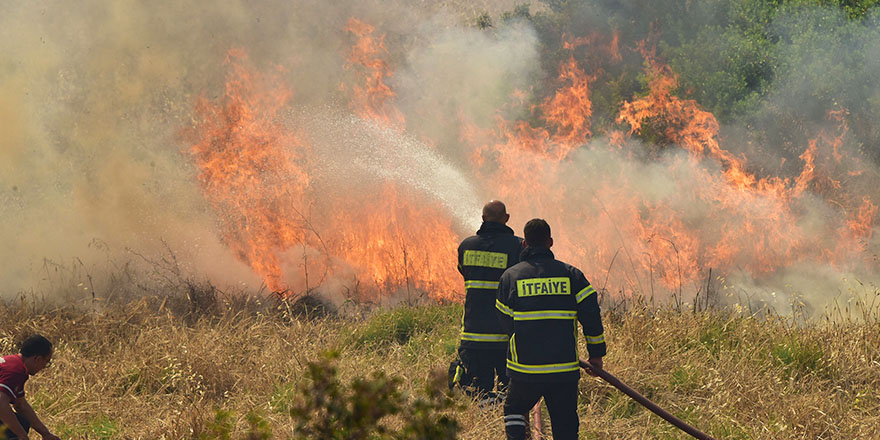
[
  {"x1": 523, "y1": 218, "x2": 551, "y2": 247},
  {"x1": 20, "y1": 334, "x2": 52, "y2": 358}
]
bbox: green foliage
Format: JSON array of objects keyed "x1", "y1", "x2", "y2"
[
  {"x1": 665, "y1": 24, "x2": 773, "y2": 119},
  {"x1": 27, "y1": 389, "x2": 77, "y2": 412},
  {"x1": 669, "y1": 365, "x2": 702, "y2": 392},
  {"x1": 198, "y1": 409, "x2": 272, "y2": 440},
  {"x1": 770, "y1": 337, "x2": 825, "y2": 378},
  {"x1": 672, "y1": 314, "x2": 741, "y2": 356},
  {"x1": 200, "y1": 409, "x2": 234, "y2": 440},
  {"x1": 476, "y1": 12, "x2": 493, "y2": 29},
  {"x1": 269, "y1": 383, "x2": 297, "y2": 414},
  {"x1": 348, "y1": 305, "x2": 459, "y2": 348},
  {"x1": 605, "y1": 388, "x2": 641, "y2": 419},
  {"x1": 55, "y1": 415, "x2": 119, "y2": 440},
  {"x1": 441, "y1": 337, "x2": 458, "y2": 356},
  {"x1": 493, "y1": 0, "x2": 880, "y2": 150},
  {"x1": 122, "y1": 368, "x2": 143, "y2": 394},
  {"x1": 500, "y1": 4, "x2": 532, "y2": 23},
  {"x1": 708, "y1": 420, "x2": 752, "y2": 439},
  {"x1": 289, "y1": 352, "x2": 459, "y2": 439},
  {"x1": 244, "y1": 411, "x2": 272, "y2": 440},
  {"x1": 88, "y1": 417, "x2": 119, "y2": 440},
  {"x1": 698, "y1": 317, "x2": 740, "y2": 355}
]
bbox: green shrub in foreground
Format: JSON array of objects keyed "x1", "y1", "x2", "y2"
[{"x1": 289, "y1": 351, "x2": 459, "y2": 439}]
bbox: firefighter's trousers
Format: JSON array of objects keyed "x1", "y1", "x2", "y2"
[
  {"x1": 503, "y1": 379, "x2": 579, "y2": 440},
  {"x1": 458, "y1": 347, "x2": 508, "y2": 397}
]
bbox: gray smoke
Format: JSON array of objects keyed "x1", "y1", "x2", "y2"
[
  {"x1": 2, "y1": 0, "x2": 879, "y2": 317},
  {"x1": 0, "y1": 0, "x2": 538, "y2": 299}
]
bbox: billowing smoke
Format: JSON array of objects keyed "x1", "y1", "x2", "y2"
[
  {"x1": 0, "y1": 0, "x2": 535, "y2": 299},
  {"x1": 2, "y1": 0, "x2": 879, "y2": 317}
]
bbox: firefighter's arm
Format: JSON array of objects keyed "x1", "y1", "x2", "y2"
[
  {"x1": 456, "y1": 244, "x2": 465, "y2": 276},
  {"x1": 0, "y1": 392, "x2": 29, "y2": 440},
  {"x1": 572, "y1": 269, "x2": 606, "y2": 359},
  {"x1": 14, "y1": 397, "x2": 60, "y2": 440},
  {"x1": 495, "y1": 272, "x2": 514, "y2": 335}
]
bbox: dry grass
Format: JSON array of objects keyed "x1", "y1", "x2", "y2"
[{"x1": 1, "y1": 286, "x2": 878, "y2": 439}]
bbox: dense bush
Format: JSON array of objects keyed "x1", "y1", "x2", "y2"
[{"x1": 487, "y1": 0, "x2": 880, "y2": 159}]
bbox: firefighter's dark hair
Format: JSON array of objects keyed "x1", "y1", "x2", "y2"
[
  {"x1": 523, "y1": 218, "x2": 551, "y2": 247},
  {"x1": 20, "y1": 334, "x2": 52, "y2": 358}
]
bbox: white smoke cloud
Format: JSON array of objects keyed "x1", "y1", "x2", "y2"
[
  {"x1": 0, "y1": 0, "x2": 541, "y2": 298},
  {"x1": 3, "y1": 0, "x2": 879, "y2": 318}
]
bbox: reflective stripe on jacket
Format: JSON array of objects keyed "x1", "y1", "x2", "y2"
[
  {"x1": 458, "y1": 221, "x2": 523, "y2": 349},
  {"x1": 496, "y1": 246, "x2": 606, "y2": 382}
]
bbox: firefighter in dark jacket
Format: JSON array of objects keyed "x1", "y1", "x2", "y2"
[
  {"x1": 456, "y1": 200, "x2": 523, "y2": 401},
  {"x1": 495, "y1": 218, "x2": 606, "y2": 440}
]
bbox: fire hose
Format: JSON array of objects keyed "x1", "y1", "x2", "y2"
[{"x1": 578, "y1": 359, "x2": 717, "y2": 440}]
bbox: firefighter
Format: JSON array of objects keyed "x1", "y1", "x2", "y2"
[
  {"x1": 495, "y1": 218, "x2": 606, "y2": 440},
  {"x1": 0, "y1": 334, "x2": 62, "y2": 440},
  {"x1": 454, "y1": 200, "x2": 523, "y2": 402}
]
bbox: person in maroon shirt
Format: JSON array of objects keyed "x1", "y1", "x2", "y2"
[{"x1": 0, "y1": 334, "x2": 60, "y2": 440}]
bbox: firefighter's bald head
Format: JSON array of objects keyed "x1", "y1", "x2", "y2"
[{"x1": 482, "y1": 200, "x2": 510, "y2": 224}]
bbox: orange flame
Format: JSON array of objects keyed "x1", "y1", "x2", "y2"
[
  {"x1": 188, "y1": 49, "x2": 309, "y2": 292},
  {"x1": 847, "y1": 196, "x2": 877, "y2": 240},
  {"x1": 465, "y1": 38, "x2": 877, "y2": 295},
  {"x1": 324, "y1": 184, "x2": 460, "y2": 299},
  {"x1": 343, "y1": 18, "x2": 405, "y2": 129},
  {"x1": 189, "y1": 23, "x2": 877, "y2": 303},
  {"x1": 337, "y1": 18, "x2": 459, "y2": 298},
  {"x1": 188, "y1": 45, "x2": 459, "y2": 299},
  {"x1": 542, "y1": 55, "x2": 593, "y2": 147},
  {"x1": 617, "y1": 47, "x2": 759, "y2": 191},
  {"x1": 610, "y1": 48, "x2": 876, "y2": 285}
]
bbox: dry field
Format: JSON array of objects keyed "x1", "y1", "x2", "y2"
[{"x1": 2, "y1": 285, "x2": 878, "y2": 439}]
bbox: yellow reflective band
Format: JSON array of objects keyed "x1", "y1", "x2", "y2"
[
  {"x1": 462, "y1": 250, "x2": 508, "y2": 269},
  {"x1": 513, "y1": 310, "x2": 577, "y2": 321},
  {"x1": 586, "y1": 333, "x2": 605, "y2": 344},
  {"x1": 576, "y1": 285, "x2": 596, "y2": 303},
  {"x1": 453, "y1": 365, "x2": 463, "y2": 384},
  {"x1": 465, "y1": 280, "x2": 500, "y2": 290},
  {"x1": 506, "y1": 359, "x2": 579, "y2": 374},
  {"x1": 516, "y1": 277, "x2": 570, "y2": 297},
  {"x1": 495, "y1": 299, "x2": 514, "y2": 317},
  {"x1": 510, "y1": 334, "x2": 518, "y2": 362},
  {"x1": 461, "y1": 331, "x2": 509, "y2": 342}
]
